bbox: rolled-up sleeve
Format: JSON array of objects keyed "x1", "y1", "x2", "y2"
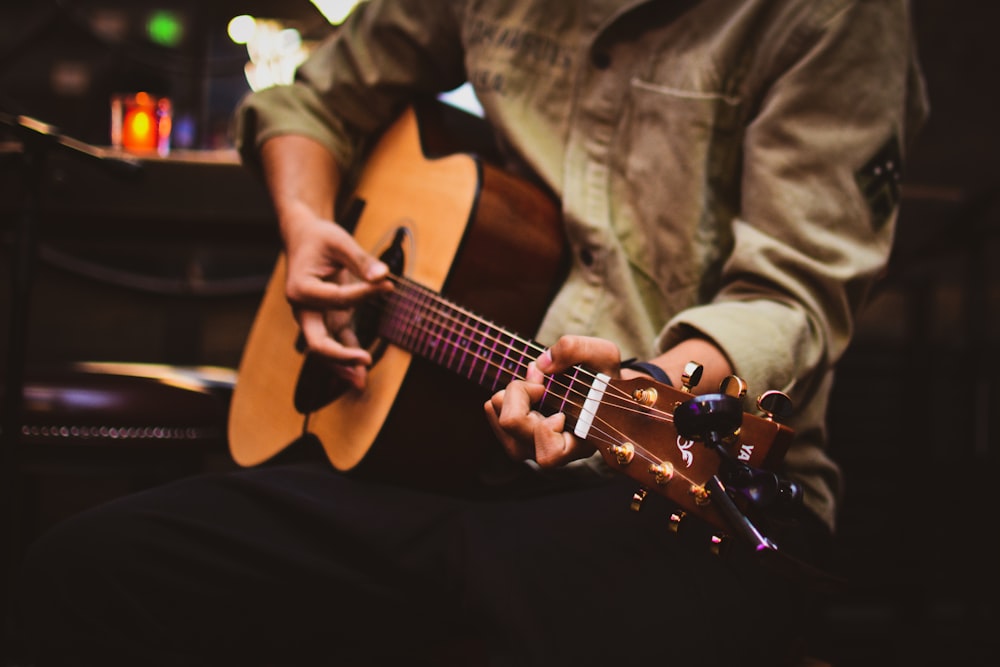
[{"x1": 234, "y1": 0, "x2": 468, "y2": 174}]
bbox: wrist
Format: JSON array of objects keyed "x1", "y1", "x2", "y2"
[{"x1": 620, "y1": 358, "x2": 672, "y2": 386}]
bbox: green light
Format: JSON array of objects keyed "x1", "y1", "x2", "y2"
[{"x1": 147, "y1": 10, "x2": 184, "y2": 47}]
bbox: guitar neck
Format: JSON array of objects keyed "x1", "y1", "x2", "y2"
[{"x1": 378, "y1": 276, "x2": 596, "y2": 434}]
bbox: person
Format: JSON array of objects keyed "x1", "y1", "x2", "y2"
[{"x1": 15, "y1": 0, "x2": 927, "y2": 665}]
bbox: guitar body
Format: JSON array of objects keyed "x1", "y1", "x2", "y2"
[{"x1": 228, "y1": 104, "x2": 566, "y2": 489}]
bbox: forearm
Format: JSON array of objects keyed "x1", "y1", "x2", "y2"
[
  {"x1": 647, "y1": 338, "x2": 733, "y2": 393},
  {"x1": 259, "y1": 134, "x2": 342, "y2": 247}
]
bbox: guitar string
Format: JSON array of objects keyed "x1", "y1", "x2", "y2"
[
  {"x1": 379, "y1": 284, "x2": 705, "y2": 488},
  {"x1": 376, "y1": 276, "x2": 708, "y2": 487},
  {"x1": 381, "y1": 274, "x2": 657, "y2": 414},
  {"x1": 380, "y1": 274, "x2": 677, "y2": 428},
  {"x1": 381, "y1": 275, "x2": 654, "y2": 406}
]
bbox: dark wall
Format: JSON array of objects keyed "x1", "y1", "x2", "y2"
[{"x1": 818, "y1": 4, "x2": 1000, "y2": 665}]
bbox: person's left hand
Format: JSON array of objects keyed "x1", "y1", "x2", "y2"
[{"x1": 483, "y1": 335, "x2": 623, "y2": 467}]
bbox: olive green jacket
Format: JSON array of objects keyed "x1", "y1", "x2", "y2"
[{"x1": 235, "y1": 0, "x2": 928, "y2": 531}]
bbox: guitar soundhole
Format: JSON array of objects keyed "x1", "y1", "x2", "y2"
[
  {"x1": 356, "y1": 226, "x2": 408, "y2": 355},
  {"x1": 294, "y1": 355, "x2": 348, "y2": 413},
  {"x1": 292, "y1": 226, "x2": 409, "y2": 415}
]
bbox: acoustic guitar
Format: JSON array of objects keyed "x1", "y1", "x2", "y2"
[{"x1": 228, "y1": 101, "x2": 796, "y2": 543}]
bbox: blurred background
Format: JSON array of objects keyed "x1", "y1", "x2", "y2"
[
  {"x1": 0, "y1": 0, "x2": 337, "y2": 150},
  {"x1": 1, "y1": 1, "x2": 998, "y2": 665}
]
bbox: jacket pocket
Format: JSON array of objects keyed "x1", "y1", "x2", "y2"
[{"x1": 611, "y1": 77, "x2": 744, "y2": 316}]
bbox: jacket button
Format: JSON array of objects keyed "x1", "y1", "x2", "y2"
[{"x1": 592, "y1": 51, "x2": 611, "y2": 69}]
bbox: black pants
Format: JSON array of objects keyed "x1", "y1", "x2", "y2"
[{"x1": 15, "y1": 456, "x2": 822, "y2": 667}]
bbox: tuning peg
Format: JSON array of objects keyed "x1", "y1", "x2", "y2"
[
  {"x1": 631, "y1": 387, "x2": 658, "y2": 408},
  {"x1": 689, "y1": 484, "x2": 712, "y2": 506},
  {"x1": 709, "y1": 534, "x2": 729, "y2": 557},
  {"x1": 667, "y1": 511, "x2": 685, "y2": 533},
  {"x1": 681, "y1": 361, "x2": 703, "y2": 392},
  {"x1": 719, "y1": 375, "x2": 748, "y2": 399},
  {"x1": 757, "y1": 390, "x2": 793, "y2": 423},
  {"x1": 630, "y1": 488, "x2": 648, "y2": 512},
  {"x1": 717, "y1": 376, "x2": 747, "y2": 444},
  {"x1": 610, "y1": 442, "x2": 635, "y2": 466},
  {"x1": 648, "y1": 461, "x2": 675, "y2": 486}
]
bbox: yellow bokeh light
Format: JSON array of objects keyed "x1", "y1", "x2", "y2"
[
  {"x1": 227, "y1": 14, "x2": 256, "y2": 45},
  {"x1": 309, "y1": 0, "x2": 361, "y2": 25}
]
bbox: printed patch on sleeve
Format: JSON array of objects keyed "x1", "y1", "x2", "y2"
[{"x1": 855, "y1": 135, "x2": 903, "y2": 231}]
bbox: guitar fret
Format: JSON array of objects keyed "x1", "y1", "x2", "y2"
[
  {"x1": 415, "y1": 288, "x2": 432, "y2": 357},
  {"x1": 420, "y1": 289, "x2": 440, "y2": 359},
  {"x1": 462, "y1": 315, "x2": 483, "y2": 379},
  {"x1": 510, "y1": 333, "x2": 526, "y2": 381},
  {"x1": 520, "y1": 338, "x2": 534, "y2": 381},
  {"x1": 402, "y1": 290, "x2": 417, "y2": 346},
  {"x1": 458, "y1": 316, "x2": 476, "y2": 378},
  {"x1": 415, "y1": 288, "x2": 432, "y2": 356},
  {"x1": 442, "y1": 304, "x2": 464, "y2": 367},
  {"x1": 561, "y1": 367, "x2": 578, "y2": 414},
  {"x1": 493, "y1": 331, "x2": 511, "y2": 390},
  {"x1": 438, "y1": 302, "x2": 459, "y2": 365},
  {"x1": 541, "y1": 373, "x2": 554, "y2": 404},
  {"x1": 475, "y1": 325, "x2": 491, "y2": 388},
  {"x1": 466, "y1": 315, "x2": 481, "y2": 371},
  {"x1": 427, "y1": 296, "x2": 447, "y2": 362},
  {"x1": 403, "y1": 287, "x2": 420, "y2": 351},
  {"x1": 404, "y1": 289, "x2": 422, "y2": 349},
  {"x1": 495, "y1": 328, "x2": 510, "y2": 386},
  {"x1": 380, "y1": 291, "x2": 405, "y2": 346},
  {"x1": 392, "y1": 287, "x2": 416, "y2": 348},
  {"x1": 444, "y1": 311, "x2": 464, "y2": 371}
]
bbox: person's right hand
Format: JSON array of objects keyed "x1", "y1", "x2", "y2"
[
  {"x1": 282, "y1": 207, "x2": 392, "y2": 391},
  {"x1": 259, "y1": 133, "x2": 393, "y2": 391}
]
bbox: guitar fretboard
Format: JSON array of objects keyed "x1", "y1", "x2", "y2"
[{"x1": 376, "y1": 278, "x2": 592, "y2": 430}]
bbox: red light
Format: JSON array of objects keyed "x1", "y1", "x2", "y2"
[
  {"x1": 113, "y1": 91, "x2": 172, "y2": 155},
  {"x1": 123, "y1": 92, "x2": 157, "y2": 151}
]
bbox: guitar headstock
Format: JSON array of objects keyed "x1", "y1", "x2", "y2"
[{"x1": 588, "y1": 372, "x2": 795, "y2": 537}]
